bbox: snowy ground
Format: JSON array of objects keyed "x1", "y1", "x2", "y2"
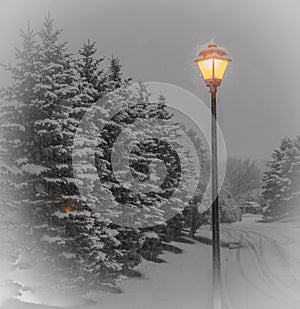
[
  {"x1": 87, "y1": 240, "x2": 213, "y2": 309},
  {"x1": 1, "y1": 214, "x2": 300, "y2": 309},
  {"x1": 91, "y1": 215, "x2": 300, "y2": 309},
  {"x1": 220, "y1": 215, "x2": 300, "y2": 309}
]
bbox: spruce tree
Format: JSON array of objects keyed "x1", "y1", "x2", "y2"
[
  {"x1": 91, "y1": 82, "x2": 199, "y2": 262},
  {"x1": 0, "y1": 23, "x2": 48, "y2": 289},
  {"x1": 276, "y1": 137, "x2": 300, "y2": 216},
  {"x1": 76, "y1": 40, "x2": 105, "y2": 105},
  {"x1": 0, "y1": 16, "x2": 124, "y2": 286},
  {"x1": 262, "y1": 137, "x2": 300, "y2": 218},
  {"x1": 36, "y1": 18, "x2": 123, "y2": 283},
  {"x1": 262, "y1": 142, "x2": 287, "y2": 218},
  {"x1": 0, "y1": 23, "x2": 42, "y2": 208},
  {"x1": 104, "y1": 56, "x2": 131, "y2": 92}
]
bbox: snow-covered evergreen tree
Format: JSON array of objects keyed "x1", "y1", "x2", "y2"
[
  {"x1": 0, "y1": 16, "x2": 126, "y2": 286},
  {"x1": 262, "y1": 137, "x2": 300, "y2": 218},
  {"x1": 76, "y1": 40, "x2": 105, "y2": 106},
  {"x1": 262, "y1": 140, "x2": 289, "y2": 218},
  {"x1": 34, "y1": 17, "x2": 125, "y2": 283},
  {"x1": 0, "y1": 15, "x2": 203, "y2": 288},
  {"x1": 0, "y1": 22, "x2": 42, "y2": 208},
  {"x1": 0, "y1": 20, "x2": 79, "y2": 295},
  {"x1": 104, "y1": 56, "x2": 131, "y2": 92},
  {"x1": 91, "y1": 82, "x2": 199, "y2": 261},
  {"x1": 286, "y1": 136, "x2": 300, "y2": 215}
]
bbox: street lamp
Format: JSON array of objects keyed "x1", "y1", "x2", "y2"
[{"x1": 194, "y1": 40, "x2": 231, "y2": 309}]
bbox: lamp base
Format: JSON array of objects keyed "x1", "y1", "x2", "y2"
[{"x1": 205, "y1": 79, "x2": 222, "y2": 93}]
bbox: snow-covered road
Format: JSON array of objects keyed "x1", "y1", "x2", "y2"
[
  {"x1": 221, "y1": 216, "x2": 300, "y2": 309},
  {"x1": 93, "y1": 215, "x2": 300, "y2": 309}
]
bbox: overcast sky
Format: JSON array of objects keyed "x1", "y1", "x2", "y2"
[{"x1": 1, "y1": 0, "x2": 300, "y2": 162}]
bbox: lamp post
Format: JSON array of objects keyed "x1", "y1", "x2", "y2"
[{"x1": 194, "y1": 40, "x2": 231, "y2": 309}]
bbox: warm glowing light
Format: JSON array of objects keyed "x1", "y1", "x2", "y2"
[
  {"x1": 213, "y1": 59, "x2": 229, "y2": 80},
  {"x1": 196, "y1": 58, "x2": 229, "y2": 81},
  {"x1": 61, "y1": 201, "x2": 76, "y2": 213},
  {"x1": 62, "y1": 206, "x2": 74, "y2": 213},
  {"x1": 197, "y1": 59, "x2": 213, "y2": 80}
]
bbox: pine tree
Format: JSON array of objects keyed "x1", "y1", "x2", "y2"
[
  {"x1": 0, "y1": 21, "x2": 75, "y2": 293},
  {"x1": 0, "y1": 23, "x2": 50, "y2": 271},
  {"x1": 35, "y1": 17, "x2": 124, "y2": 283},
  {"x1": 72, "y1": 40, "x2": 137, "y2": 278},
  {"x1": 106, "y1": 56, "x2": 123, "y2": 91},
  {"x1": 0, "y1": 16, "x2": 125, "y2": 286},
  {"x1": 262, "y1": 141, "x2": 287, "y2": 218},
  {"x1": 93, "y1": 82, "x2": 199, "y2": 262},
  {"x1": 288, "y1": 137, "x2": 300, "y2": 214},
  {"x1": 104, "y1": 56, "x2": 131, "y2": 92},
  {"x1": 97, "y1": 82, "x2": 187, "y2": 228},
  {"x1": 0, "y1": 22, "x2": 42, "y2": 207},
  {"x1": 262, "y1": 137, "x2": 300, "y2": 218},
  {"x1": 276, "y1": 137, "x2": 300, "y2": 216},
  {"x1": 76, "y1": 40, "x2": 105, "y2": 105}
]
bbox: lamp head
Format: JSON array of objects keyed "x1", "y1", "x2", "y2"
[{"x1": 194, "y1": 40, "x2": 231, "y2": 92}]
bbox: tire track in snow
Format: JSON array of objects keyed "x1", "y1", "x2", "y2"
[
  {"x1": 248, "y1": 230, "x2": 300, "y2": 290},
  {"x1": 222, "y1": 227, "x2": 299, "y2": 308}
]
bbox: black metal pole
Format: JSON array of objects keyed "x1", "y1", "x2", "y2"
[{"x1": 211, "y1": 88, "x2": 222, "y2": 309}]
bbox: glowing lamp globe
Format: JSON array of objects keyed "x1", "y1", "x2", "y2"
[{"x1": 194, "y1": 40, "x2": 231, "y2": 90}]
